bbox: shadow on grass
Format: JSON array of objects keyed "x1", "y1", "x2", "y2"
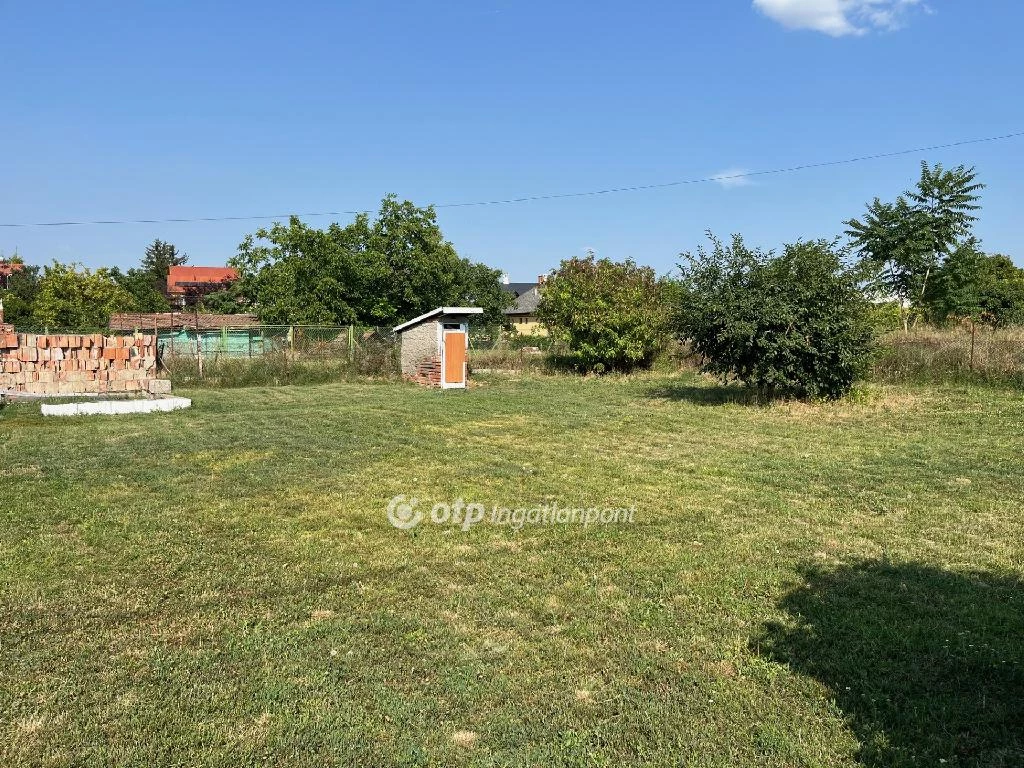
[
  {"x1": 644, "y1": 381, "x2": 766, "y2": 406},
  {"x1": 756, "y1": 560, "x2": 1024, "y2": 767}
]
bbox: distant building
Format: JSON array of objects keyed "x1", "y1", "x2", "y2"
[
  {"x1": 0, "y1": 260, "x2": 24, "y2": 290},
  {"x1": 166, "y1": 266, "x2": 238, "y2": 305},
  {"x1": 502, "y1": 274, "x2": 548, "y2": 336}
]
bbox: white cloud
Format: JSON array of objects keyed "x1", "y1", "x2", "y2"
[
  {"x1": 711, "y1": 169, "x2": 753, "y2": 189},
  {"x1": 752, "y1": 0, "x2": 924, "y2": 36}
]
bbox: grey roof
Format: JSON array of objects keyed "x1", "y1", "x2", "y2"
[
  {"x1": 506, "y1": 286, "x2": 541, "y2": 316},
  {"x1": 501, "y1": 282, "x2": 538, "y2": 298}
]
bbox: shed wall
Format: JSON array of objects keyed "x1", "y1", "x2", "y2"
[{"x1": 400, "y1": 322, "x2": 438, "y2": 376}]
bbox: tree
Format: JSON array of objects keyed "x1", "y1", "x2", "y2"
[
  {"x1": 232, "y1": 196, "x2": 510, "y2": 326},
  {"x1": 906, "y1": 162, "x2": 984, "y2": 286},
  {"x1": 199, "y1": 282, "x2": 250, "y2": 314},
  {"x1": 106, "y1": 239, "x2": 189, "y2": 312},
  {"x1": 32, "y1": 262, "x2": 137, "y2": 329},
  {"x1": 846, "y1": 162, "x2": 984, "y2": 330},
  {"x1": 232, "y1": 217, "x2": 373, "y2": 325},
  {"x1": 844, "y1": 197, "x2": 929, "y2": 326},
  {"x1": 449, "y1": 259, "x2": 514, "y2": 327},
  {"x1": 926, "y1": 243, "x2": 1024, "y2": 327},
  {"x1": 538, "y1": 255, "x2": 671, "y2": 373},
  {"x1": 111, "y1": 267, "x2": 172, "y2": 312},
  {"x1": 142, "y1": 239, "x2": 189, "y2": 297},
  {"x1": 976, "y1": 254, "x2": 1024, "y2": 327},
  {"x1": 0, "y1": 262, "x2": 40, "y2": 325},
  {"x1": 676, "y1": 235, "x2": 874, "y2": 400}
]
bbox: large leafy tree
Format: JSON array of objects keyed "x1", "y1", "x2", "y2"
[
  {"x1": 198, "y1": 281, "x2": 249, "y2": 314},
  {"x1": 0, "y1": 260, "x2": 41, "y2": 325},
  {"x1": 32, "y1": 262, "x2": 137, "y2": 329},
  {"x1": 977, "y1": 254, "x2": 1024, "y2": 327},
  {"x1": 846, "y1": 162, "x2": 983, "y2": 330},
  {"x1": 538, "y1": 255, "x2": 672, "y2": 373},
  {"x1": 926, "y1": 243, "x2": 1024, "y2": 327},
  {"x1": 232, "y1": 195, "x2": 509, "y2": 326},
  {"x1": 111, "y1": 266, "x2": 171, "y2": 312},
  {"x1": 676, "y1": 235, "x2": 873, "y2": 400}
]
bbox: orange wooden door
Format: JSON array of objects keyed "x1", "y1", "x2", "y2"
[{"x1": 444, "y1": 332, "x2": 466, "y2": 385}]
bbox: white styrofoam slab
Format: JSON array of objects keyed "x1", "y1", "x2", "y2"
[{"x1": 41, "y1": 397, "x2": 192, "y2": 417}]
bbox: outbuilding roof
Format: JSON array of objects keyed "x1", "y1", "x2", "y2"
[
  {"x1": 393, "y1": 306, "x2": 483, "y2": 334},
  {"x1": 109, "y1": 312, "x2": 260, "y2": 331}
]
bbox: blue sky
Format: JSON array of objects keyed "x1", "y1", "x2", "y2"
[{"x1": 3, "y1": 1, "x2": 1022, "y2": 278}]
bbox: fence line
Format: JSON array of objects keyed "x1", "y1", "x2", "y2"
[
  {"x1": 148, "y1": 325, "x2": 393, "y2": 360},
  {"x1": 874, "y1": 324, "x2": 1024, "y2": 384}
]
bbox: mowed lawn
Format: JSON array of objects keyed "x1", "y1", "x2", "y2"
[{"x1": 2, "y1": 374, "x2": 1022, "y2": 767}]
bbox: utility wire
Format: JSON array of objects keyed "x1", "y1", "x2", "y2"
[{"x1": 2, "y1": 130, "x2": 1022, "y2": 229}]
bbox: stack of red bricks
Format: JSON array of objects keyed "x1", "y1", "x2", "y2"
[
  {"x1": 0, "y1": 332, "x2": 159, "y2": 394},
  {"x1": 410, "y1": 356, "x2": 442, "y2": 386}
]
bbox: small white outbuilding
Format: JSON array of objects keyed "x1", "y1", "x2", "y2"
[{"x1": 393, "y1": 307, "x2": 483, "y2": 388}]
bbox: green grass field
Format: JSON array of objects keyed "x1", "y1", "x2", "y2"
[{"x1": 2, "y1": 373, "x2": 1022, "y2": 767}]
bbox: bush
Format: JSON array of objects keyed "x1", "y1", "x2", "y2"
[
  {"x1": 867, "y1": 301, "x2": 905, "y2": 334},
  {"x1": 538, "y1": 256, "x2": 672, "y2": 373},
  {"x1": 677, "y1": 235, "x2": 874, "y2": 400}
]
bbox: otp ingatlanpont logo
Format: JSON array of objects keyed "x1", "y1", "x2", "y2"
[{"x1": 386, "y1": 494, "x2": 423, "y2": 529}]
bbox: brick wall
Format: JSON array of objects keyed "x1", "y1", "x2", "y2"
[
  {"x1": 0, "y1": 332, "x2": 163, "y2": 395},
  {"x1": 410, "y1": 356, "x2": 442, "y2": 386}
]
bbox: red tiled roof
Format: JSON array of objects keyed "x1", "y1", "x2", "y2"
[
  {"x1": 166, "y1": 265, "x2": 238, "y2": 295},
  {"x1": 0, "y1": 261, "x2": 25, "y2": 278}
]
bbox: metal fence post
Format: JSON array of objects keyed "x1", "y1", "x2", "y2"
[
  {"x1": 970, "y1": 321, "x2": 977, "y2": 372},
  {"x1": 196, "y1": 332, "x2": 204, "y2": 378}
]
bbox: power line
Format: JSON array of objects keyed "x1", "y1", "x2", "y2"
[{"x1": 2, "y1": 130, "x2": 1022, "y2": 229}]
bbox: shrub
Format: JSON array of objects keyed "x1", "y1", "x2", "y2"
[
  {"x1": 677, "y1": 235, "x2": 874, "y2": 400},
  {"x1": 538, "y1": 256, "x2": 672, "y2": 373},
  {"x1": 867, "y1": 301, "x2": 905, "y2": 334}
]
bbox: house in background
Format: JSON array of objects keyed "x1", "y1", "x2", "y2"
[
  {"x1": 0, "y1": 259, "x2": 24, "y2": 291},
  {"x1": 166, "y1": 266, "x2": 239, "y2": 307},
  {"x1": 502, "y1": 274, "x2": 548, "y2": 335}
]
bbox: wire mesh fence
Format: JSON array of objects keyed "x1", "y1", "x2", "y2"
[
  {"x1": 153, "y1": 325, "x2": 401, "y2": 386},
  {"x1": 156, "y1": 325, "x2": 394, "y2": 360},
  {"x1": 874, "y1": 324, "x2": 1024, "y2": 385}
]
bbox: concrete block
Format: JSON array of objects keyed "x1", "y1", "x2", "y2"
[
  {"x1": 148, "y1": 378, "x2": 172, "y2": 395},
  {"x1": 42, "y1": 396, "x2": 192, "y2": 417}
]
